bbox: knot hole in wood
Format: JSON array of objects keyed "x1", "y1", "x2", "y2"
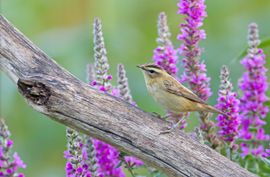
[{"x1": 17, "y1": 79, "x2": 51, "y2": 105}]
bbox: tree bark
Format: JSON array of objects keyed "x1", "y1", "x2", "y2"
[{"x1": 0, "y1": 15, "x2": 256, "y2": 177}]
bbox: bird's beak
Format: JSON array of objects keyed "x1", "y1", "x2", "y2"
[{"x1": 137, "y1": 65, "x2": 145, "y2": 70}]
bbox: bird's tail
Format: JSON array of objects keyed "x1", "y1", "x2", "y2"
[{"x1": 204, "y1": 105, "x2": 229, "y2": 117}]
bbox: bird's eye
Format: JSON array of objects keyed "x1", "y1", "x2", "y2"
[{"x1": 149, "y1": 70, "x2": 155, "y2": 74}]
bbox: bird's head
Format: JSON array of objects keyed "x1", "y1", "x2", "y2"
[{"x1": 137, "y1": 63, "x2": 167, "y2": 81}]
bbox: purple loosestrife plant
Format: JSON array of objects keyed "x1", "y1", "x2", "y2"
[
  {"x1": 0, "y1": 119, "x2": 26, "y2": 177},
  {"x1": 93, "y1": 140, "x2": 124, "y2": 177},
  {"x1": 64, "y1": 128, "x2": 90, "y2": 177},
  {"x1": 216, "y1": 66, "x2": 240, "y2": 157},
  {"x1": 84, "y1": 64, "x2": 100, "y2": 177},
  {"x1": 153, "y1": 12, "x2": 187, "y2": 129},
  {"x1": 117, "y1": 64, "x2": 134, "y2": 104},
  {"x1": 177, "y1": 0, "x2": 219, "y2": 147},
  {"x1": 64, "y1": 65, "x2": 100, "y2": 177},
  {"x1": 90, "y1": 18, "x2": 125, "y2": 177},
  {"x1": 82, "y1": 137, "x2": 99, "y2": 177},
  {"x1": 177, "y1": 0, "x2": 211, "y2": 100},
  {"x1": 90, "y1": 18, "x2": 113, "y2": 92},
  {"x1": 153, "y1": 12, "x2": 178, "y2": 76},
  {"x1": 239, "y1": 23, "x2": 269, "y2": 158},
  {"x1": 117, "y1": 64, "x2": 144, "y2": 172}
]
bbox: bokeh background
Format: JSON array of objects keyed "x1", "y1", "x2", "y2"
[{"x1": 1, "y1": 0, "x2": 270, "y2": 176}]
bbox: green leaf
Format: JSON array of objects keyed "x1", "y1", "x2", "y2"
[
  {"x1": 116, "y1": 160, "x2": 123, "y2": 168},
  {"x1": 261, "y1": 157, "x2": 270, "y2": 167},
  {"x1": 260, "y1": 37, "x2": 270, "y2": 48}
]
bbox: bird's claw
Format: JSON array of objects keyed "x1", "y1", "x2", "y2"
[
  {"x1": 151, "y1": 112, "x2": 170, "y2": 120},
  {"x1": 151, "y1": 112, "x2": 163, "y2": 119},
  {"x1": 159, "y1": 119, "x2": 183, "y2": 135}
]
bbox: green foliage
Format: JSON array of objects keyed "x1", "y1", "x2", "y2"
[{"x1": 237, "y1": 155, "x2": 270, "y2": 177}]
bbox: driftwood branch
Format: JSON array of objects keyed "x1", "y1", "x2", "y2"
[{"x1": 0, "y1": 15, "x2": 255, "y2": 177}]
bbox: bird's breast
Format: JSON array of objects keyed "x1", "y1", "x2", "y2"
[{"x1": 146, "y1": 82, "x2": 194, "y2": 113}]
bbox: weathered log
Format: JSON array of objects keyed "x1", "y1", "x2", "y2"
[{"x1": 0, "y1": 15, "x2": 256, "y2": 177}]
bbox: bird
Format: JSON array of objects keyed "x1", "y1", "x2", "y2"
[{"x1": 137, "y1": 63, "x2": 228, "y2": 121}]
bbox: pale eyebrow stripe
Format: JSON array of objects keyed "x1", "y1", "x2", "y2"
[{"x1": 145, "y1": 64, "x2": 162, "y2": 70}]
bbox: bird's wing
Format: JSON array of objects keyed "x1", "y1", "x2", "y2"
[{"x1": 163, "y1": 80, "x2": 207, "y2": 105}]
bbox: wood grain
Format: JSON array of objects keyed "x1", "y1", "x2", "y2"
[{"x1": 0, "y1": 15, "x2": 256, "y2": 177}]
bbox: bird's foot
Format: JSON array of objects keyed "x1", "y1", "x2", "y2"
[
  {"x1": 159, "y1": 120, "x2": 183, "y2": 135},
  {"x1": 151, "y1": 112, "x2": 170, "y2": 120},
  {"x1": 151, "y1": 112, "x2": 162, "y2": 119}
]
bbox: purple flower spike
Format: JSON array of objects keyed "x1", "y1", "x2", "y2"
[
  {"x1": 92, "y1": 18, "x2": 112, "y2": 93},
  {"x1": 239, "y1": 23, "x2": 269, "y2": 157},
  {"x1": 117, "y1": 64, "x2": 134, "y2": 104},
  {"x1": 153, "y1": 12, "x2": 178, "y2": 76},
  {"x1": 117, "y1": 64, "x2": 144, "y2": 167},
  {"x1": 87, "y1": 18, "x2": 125, "y2": 177},
  {"x1": 82, "y1": 137, "x2": 99, "y2": 177},
  {"x1": 0, "y1": 119, "x2": 26, "y2": 177},
  {"x1": 93, "y1": 140, "x2": 125, "y2": 177},
  {"x1": 216, "y1": 66, "x2": 240, "y2": 144},
  {"x1": 64, "y1": 128, "x2": 89, "y2": 177},
  {"x1": 178, "y1": 0, "x2": 218, "y2": 146},
  {"x1": 177, "y1": 0, "x2": 211, "y2": 101},
  {"x1": 153, "y1": 12, "x2": 187, "y2": 129}
]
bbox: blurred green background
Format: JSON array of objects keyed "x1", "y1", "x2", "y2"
[{"x1": 1, "y1": 0, "x2": 270, "y2": 176}]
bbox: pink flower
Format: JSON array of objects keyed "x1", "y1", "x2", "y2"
[
  {"x1": 124, "y1": 156, "x2": 144, "y2": 167},
  {"x1": 6, "y1": 139, "x2": 13, "y2": 148},
  {"x1": 13, "y1": 153, "x2": 26, "y2": 168},
  {"x1": 0, "y1": 120, "x2": 26, "y2": 176},
  {"x1": 93, "y1": 140, "x2": 125, "y2": 177},
  {"x1": 153, "y1": 12, "x2": 178, "y2": 76},
  {"x1": 239, "y1": 23, "x2": 269, "y2": 157},
  {"x1": 177, "y1": 0, "x2": 211, "y2": 101},
  {"x1": 107, "y1": 75, "x2": 113, "y2": 80},
  {"x1": 216, "y1": 66, "x2": 240, "y2": 143}
]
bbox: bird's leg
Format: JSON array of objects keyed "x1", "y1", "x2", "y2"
[
  {"x1": 159, "y1": 113, "x2": 188, "y2": 134},
  {"x1": 159, "y1": 119, "x2": 184, "y2": 134},
  {"x1": 151, "y1": 112, "x2": 170, "y2": 120},
  {"x1": 151, "y1": 112, "x2": 162, "y2": 119}
]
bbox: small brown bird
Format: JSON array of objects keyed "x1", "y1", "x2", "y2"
[{"x1": 137, "y1": 63, "x2": 227, "y2": 117}]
